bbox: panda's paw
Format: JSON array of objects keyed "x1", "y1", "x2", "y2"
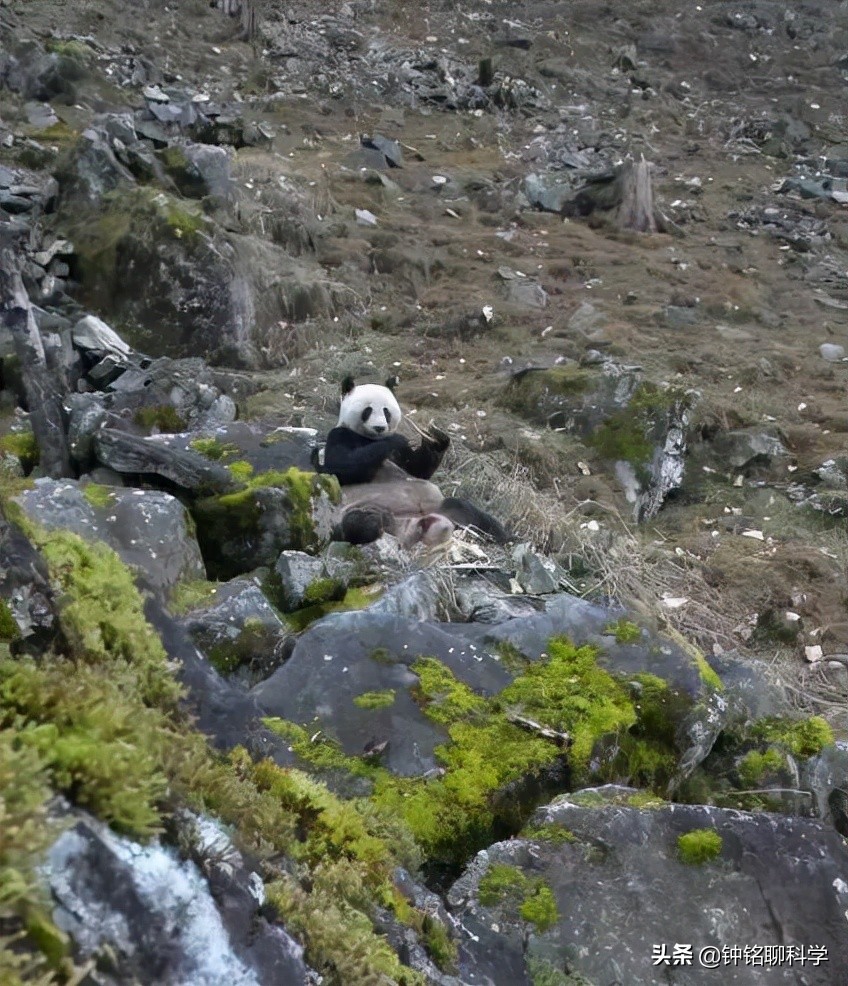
[{"x1": 424, "y1": 423, "x2": 451, "y2": 451}]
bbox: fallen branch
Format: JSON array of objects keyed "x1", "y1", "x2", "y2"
[{"x1": 505, "y1": 711, "x2": 570, "y2": 747}]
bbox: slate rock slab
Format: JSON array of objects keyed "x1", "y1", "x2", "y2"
[
  {"x1": 251, "y1": 593, "x2": 726, "y2": 780},
  {"x1": 14, "y1": 478, "x2": 206, "y2": 593},
  {"x1": 46, "y1": 812, "x2": 308, "y2": 986},
  {"x1": 449, "y1": 787, "x2": 848, "y2": 986}
]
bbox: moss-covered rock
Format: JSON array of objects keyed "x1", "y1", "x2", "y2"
[{"x1": 192, "y1": 468, "x2": 340, "y2": 580}]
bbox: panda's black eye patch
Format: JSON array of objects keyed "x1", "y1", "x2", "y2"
[
  {"x1": 384, "y1": 408, "x2": 392, "y2": 424},
  {"x1": 361, "y1": 407, "x2": 373, "y2": 423}
]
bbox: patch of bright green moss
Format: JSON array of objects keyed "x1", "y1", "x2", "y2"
[
  {"x1": 604, "y1": 618, "x2": 642, "y2": 645},
  {"x1": 0, "y1": 727, "x2": 71, "y2": 981},
  {"x1": 411, "y1": 657, "x2": 488, "y2": 724},
  {"x1": 478, "y1": 863, "x2": 559, "y2": 932},
  {"x1": 303, "y1": 577, "x2": 345, "y2": 606},
  {"x1": 82, "y1": 483, "x2": 115, "y2": 509},
  {"x1": 45, "y1": 39, "x2": 94, "y2": 64},
  {"x1": 626, "y1": 790, "x2": 666, "y2": 808},
  {"x1": 168, "y1": 579, "x2": 219, "y2": 615},
  {"x1": 751, "y1": 716, "x2": 834, "y2": 758},
  {"x1": 36, "y1": 530, "x2": 182, "y2": 708},
  {"x1": 353, "y1": 690, "x2": 396, "y2": 710},
  {"x1": 227, "y1": 460, "x2": 255, "y2": 483},
  {"x1": 738, "y1": 747, "x2": 786, "y2": 788},
  {"x1": 284, "y1": 586, "x2": 377, "y2": 633},
  {"x1": 587, "y1": 382, "x2": 689, "y2": 477},
  {"x1": 0, "y1": 432, "x2": 39, "y2": 471},
  {"x1": 498, "y1": 639, "x2": 637, "y2": 772},
  {"x1": 134, "y1": 405, "x2": 187, "y2": 434},
  {"x1": 0, "y1": 599, "x2": 20, "y2": 642},
  {"x1": 677, "y1": 828, "x2": 723, "y2": 865},
  {"x1": 694, "y1": 652, "x2": 723, "y2": 691},
  {"x1": 602, "y1": 674, "x2": 684, "y2": 790},
  {"x1": 188, "y1": 438, "x2": 240, "y2": 461},
  {"x1": 165, "y1": 204, "x2": 205, "y2": 240},
  {"x1": 522, "y1": 823, "x2": 578, "y2": 844}
]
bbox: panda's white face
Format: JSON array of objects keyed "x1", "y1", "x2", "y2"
[{"x1": 338, "y1": 384, "x2": 402, "y2": 439}]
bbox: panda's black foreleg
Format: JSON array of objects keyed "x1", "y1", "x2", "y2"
[
  {"x1": 437, "y1": 497, "x2": 511, "y2": 544},
  {"x1": 391, "y1": 430, "x2": 450, "y2": 480}
]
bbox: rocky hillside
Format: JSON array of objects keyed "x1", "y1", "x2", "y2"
[{"x1": 2, "y1": 1, "x2": 848, "y2": 984}]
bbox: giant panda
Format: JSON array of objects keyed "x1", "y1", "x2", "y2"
[{"x1": 316, "y1": 375, "x2": 509, "y2": 548}]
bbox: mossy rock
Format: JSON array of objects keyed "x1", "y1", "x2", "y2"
[{"x1": 192, "y1": 468, "x2": 340, "y2": 580}]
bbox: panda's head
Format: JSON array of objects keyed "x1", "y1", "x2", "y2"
[{"x1": 337, "y1": 375, "x2": 402, "y2": 440}]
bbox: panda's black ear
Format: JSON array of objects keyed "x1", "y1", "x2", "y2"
[
  {"x1": 385, "y1": 375, "x2": 400, "y2": 393},
  {"x1": 341, "y1": 375, "x2": 356, "y2": 396}
]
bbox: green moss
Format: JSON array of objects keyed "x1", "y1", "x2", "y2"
[
  {"x1": 499, "y1": 366, "x2": 593, "y2": 420},
  {"x1": 478, "y1": 862, "x2": 530, "y2": 906},
  {"x1": 283, "y1": 586, "x2": 377, "y2": 633},
  {"x1": 604, "y1": 618, "x2": 642, "y2": 644},
  {"x1": 694, "y1": 652, "x2": 723, "y2": 692},
  {"x1": 266, "y1": 877, "x2": 426, "y2": 986},
  {"x1": 29, "y1": 120, "x2": 79, "y2": 148},
  {"x1": 478, "y1": 863, "x2": 559, "y2": 932},
  {"x1": 587, "y1": 382, "x2": 690, "y2": 478},
  {"x1": 519, "y1": 884, "x2": 559, "y2": 932},
  {"x1": 677, "y1": 828, "x2": 723, "y2": 865},
  {"x1": 497, "y1": 639, "x2": 636, "y2": 773},
  {"x1": 0, "y1": 432, "x2": 39, "y2": 472},
  {"x1": 0, "y1": 514, "x2": 432, "y2": 983},
  {"x1": 528, "y1": 956, "x2": 594, "y2": 986},
  {"x1": 751, "y1": 715, "x2": 834, "y2": 758},
  {"x1": 168, "y1": 579, "x2": 219, "y2": 615},
  {"x1": 303, "y1": 577, "x2": 345, "y2": 606},
  {"x1": 134, "y1": 405, "x2": 187, "y2": 434},
  {"x1": 227, "y1": 460, "x2": 255, "y2": 483},
  {"x1": 45, "y1": 39, "x2": 94, "y2": 64},
  {"x1": 601, "y1": 674, "x2": 683, "y2": 789},
  {"x1": 0, "y1": 726, "x2": 69, "y2": 979},
  {"x1": 419, "y1": 912, "x2": 457, "y2": 972},
  {"x1": 82, "y1": 483, "x2": 115, "y2": 509},
  {"x1": 36, "y1": 530, "x2": 181, "y2": 708},
  {"x1": 738, "y1": 747, "x2": 786, "y2": 788},
  {"x1": 208, "y1": 618, "x2": 274, "y2": 676},
  {"x1": 165, "y1": 204, "x2": 205, "y2": 240},
  {"x1": 188, "y1": 438, "x2": 240, "y2": 461},
  {"x1": 522, "y1": 823, "x2": 578, "y2": 844},
  {"x1": 353, "y1": 690, "x2": 396, "y2": 710},
  {"x1": 626, "y1": 790, "x2": 666, "y2": 808},
  {"x1": 496, "y1": 640, "x2": 530, "y2": 674},
  {"x1": 411, "y1": 657, "x2": 488, "y2": 724},
  {"x1": 0, "y1": 599, "x2": 19, "y2": 642},
  {"x1": 211, "y1": 467, "x2": 340, "y2": 556}
]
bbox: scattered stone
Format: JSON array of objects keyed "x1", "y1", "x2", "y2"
[{"x1": 819, "y1": 343, "x2": 845, "y2": 362}]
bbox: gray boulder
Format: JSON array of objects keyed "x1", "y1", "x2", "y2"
[
  {"x1": 448, "y1": 788, "x2": 848, "y2": 986},
  {"x1": 14, "y1": 478, "x2": 205, "y2": 594},
  {"x1": 179, "y1": 579, "x2": 292, "y2": 687},
  {"x1": 46, "y1": 812, "x2": 309, "y2": 986}
]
